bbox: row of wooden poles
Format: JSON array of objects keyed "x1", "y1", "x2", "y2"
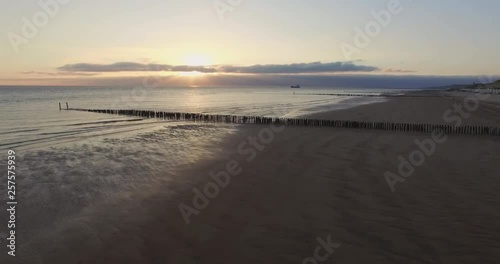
[
  {"x1": 59, "y1": 102, "x2": 69, "y2": 111},
  {"x1": 64, "y1": 106, "x2": 500, "y2": 137},
  {"x1": 303, "y1": 93, "x2": 442, "y2": 98}
]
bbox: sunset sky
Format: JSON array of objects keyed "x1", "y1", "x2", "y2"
[{"x1": 1, "y1": 0, "x2": 499, "y2": 87}]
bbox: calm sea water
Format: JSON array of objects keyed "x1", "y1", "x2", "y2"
[
  {"x1": 0, "y1": 86, "x2": 407, "y2": 257},
  {"x1": 0, "y1": 86, "x2": 403, "y2": 151}
]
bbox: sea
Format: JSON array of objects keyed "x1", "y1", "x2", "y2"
[
  {"x1": 0, "y1": 85, "x2": 412, "y2": 260},
  {"x1": 0, "y1": 86, "x2": 411, "y2": 151}
]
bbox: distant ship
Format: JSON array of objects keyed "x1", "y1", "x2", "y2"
[{"x1": 291, "y1": 84, "x2": 301, "y2": 89}]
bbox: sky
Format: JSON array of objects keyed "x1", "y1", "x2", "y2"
[{"x1": 0, "y1": 0, "x2": 499, "y2": 87}]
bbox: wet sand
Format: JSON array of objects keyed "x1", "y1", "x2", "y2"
[
  {"x1": 307, "y1": 91, "x2": 500, "y2": 126},
  {"x1": 6, "y1": 92, "x2": 500, "y2": 264}
]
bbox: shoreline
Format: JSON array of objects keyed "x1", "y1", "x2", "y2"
[
  {"x1": 6, "y1": 94, "x2": 500, "y2": 264},
  {"x1": 306, "y1": 90, "x2": 500, "y2": 126}
]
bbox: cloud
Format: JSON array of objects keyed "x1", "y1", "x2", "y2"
[
  {"x1": 21, "y1": 71, "x2": 99, "y2": 76},
  {"x1": 57, "y1": 61, "x2": 379, "y2": 74},
  {"x1": 383, "y1": 68, "x2": 416, "y2": 73},
  {"x1": 217, "y1": 62, "x2": 379, "y2": 73},
  {"x1": 57, "y1": 62, "x2": 217, "y2": 73}
]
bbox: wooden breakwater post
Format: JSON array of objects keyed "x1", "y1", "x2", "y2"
[
  {"x1": 66, "y1": 102, "x2": 69, "y2": 110},
  {"x1": 303, "y1": 93, "x2": 439, "y2": 98},
  {"x1": 64, "y1": 107, "x2": 500, "y2": 137},
  {"x1": 59, "y1": 102, "x2": 62, "y2": 111}
]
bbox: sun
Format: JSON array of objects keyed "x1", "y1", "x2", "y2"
[{"x1": 185, "y1": 55, "x2": 212, "y2": 66}]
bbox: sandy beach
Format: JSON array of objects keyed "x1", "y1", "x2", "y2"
[
  {"x1": 3, "y1": 1, "x2": 499, "y2": 263},
  {"x1": 7, "y1": 92, "x2": 500, "y2": 264},
  {"x1": 308, "y1": 91, "x2": 500, "y2": 126}
]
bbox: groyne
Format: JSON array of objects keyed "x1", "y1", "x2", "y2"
[
  {"x1": 65, "y1": 107, "x2": 500, "y2": 136},
  {"x1": 301, "y1": 93, "x2": 448, "y2": 98}
]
